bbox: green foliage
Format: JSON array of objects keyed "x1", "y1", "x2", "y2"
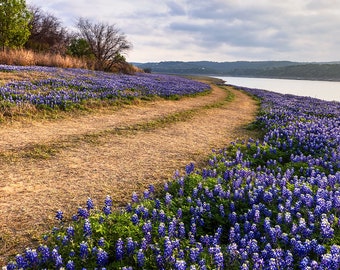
[
  {"x1": 67, "y1": 38, "x2": 94, "y2": 59},
  {"x1": 0, "y1": 0, "x2": 31, "y2": 50}
]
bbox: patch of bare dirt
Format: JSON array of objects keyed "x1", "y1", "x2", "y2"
[{"x1": 0, "y1": 84, "x2": 258, "y2": 265}]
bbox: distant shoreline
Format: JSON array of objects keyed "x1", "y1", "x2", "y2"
[
  {"x1": 134, "y1": 61, "x2": 340, "y2": 82},
  {"x1": 172, "y1": 73, "x2": 340, "y2": 83}
]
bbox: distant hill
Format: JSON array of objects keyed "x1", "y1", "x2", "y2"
[{"x1": 133, "y1": 61, "x2": 340, "y2": 81}]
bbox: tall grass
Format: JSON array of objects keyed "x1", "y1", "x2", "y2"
[
  {"x1": 0, "y1": 49, "x2": 89, "y2": 69},
  {"x1": 0, "y1": 49, "x2": 142, "y2": 73}
]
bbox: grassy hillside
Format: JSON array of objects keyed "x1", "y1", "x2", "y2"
[{"x1": 135, "y1": 61, "x2": 340, "y2": 81}]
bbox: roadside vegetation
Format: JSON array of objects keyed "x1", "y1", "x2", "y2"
[
  {"x1": 3, "y1": 82, "x2": 339, "y2": 269},
  {"x1": 0, "y1": 64, "x2": 209, "y2": 123}
]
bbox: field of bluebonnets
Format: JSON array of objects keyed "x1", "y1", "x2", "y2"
[
  {"x1": 3, "y1": 67, "x2": 340, "y2": 269},
  {"x1": 0, "y1": 64, "x2": 209, "y2": 111}
]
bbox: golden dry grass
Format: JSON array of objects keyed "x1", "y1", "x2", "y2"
[
  {"x1": 0, "y1": 49, "x2": 142, "y2": 73},
  {"x1": 0, "y1": 49, "x2": 89, "y2": 69},
  {"x1": 0, "y1": 81, "x2": 259, "y2": 265}
]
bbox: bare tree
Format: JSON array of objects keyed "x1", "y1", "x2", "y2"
[
  {"x1": 76, "y1": 18, "x2": 132, "y2": 71},
  {"x1": 26, "y1": 6, "x2": 70, "y2": 54}
]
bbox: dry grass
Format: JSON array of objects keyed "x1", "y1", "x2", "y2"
[
  {"x1": 0, "y1": 49, "x2": 143, "y2": 73},
  {"x1": 0, "y1": 81, "x2": 259, "y2": 266},
  {"x1": 0, "y1": 49, "x2": 89, "y2": 69}
]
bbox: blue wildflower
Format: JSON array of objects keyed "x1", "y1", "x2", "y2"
[
  {"x1": 115, "y1": 238, "x2": 124, "y2": 261},
  {"x1": 55, "y1": 210, "x2": 63, "y2": 221},
  {"x1": 96, "y1": 248, "x2": 108, "y2": 267},
  {"x1": 86, "y1": 197, "x2": 94, "y2": 210},
  {"x1": 83, "y1": 219, "x2": 92, "y2": 238},
  {"x1": 66, "y1": 260, "x2": 75, "y2": 270},
  {"x1": 79, "y1": 241, "x2": 89, "y2": 260},
  {"x1": 137, "y1": 249, "x2": 145, "y2": 267}
]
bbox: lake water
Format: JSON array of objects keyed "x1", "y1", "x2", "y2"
[{"x1": 215, "y1": 76, "x2": 340, "y2": 102}]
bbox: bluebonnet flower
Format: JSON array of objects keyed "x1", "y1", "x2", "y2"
[
  {"x1": 155, "y1": 198, "x2": 161, "y2": 209},
  {"x1": 151, "y1": 208, "x2": 158, "y2": 220},
  {"x1": 178, "y1": 222, "x2": 186, "y2": 238},
  {"x1": 315, "y1": 244, "x2": 326, "y2": 256},
  {"x1": 15, "y1": 254, "x2": 26, "y2": 269},
  {"x1": 104, "y1": 195, "x2": 112, "y2": 206},
  {"x1": 55, "y1": 210, "x2": 63, "y2": 221},
  {"x1": 125, "y1": 203, "x2": 132, "y2": 212},
  {"x1": 103, "y1": 205, "x2": 112, "y2": 215},
  {"x1": 175, "y1": 259, "x2": 186, "y2": 270},
  {"x1": 142, "y1": 220, "x2": 152, "y2": 235},
  {"x1": 165, "y1": 192, "x2": 172, "y2": 206},
  {"x1": 96, "y1": 248, "x2": 108, "y2": 267},
  {"x1": 69, "y1": 250, "x2": 75, "y2": 257},
  {"x1": 164, "y1": 182, "x2": 169, "y2": 192},
  {"x1": 153, "y1": 254, "x2": 163, "y2": 268},
  {"x1": 131, "y1": 192, "x2": 139, "y2": 203},
  {"x1": 141, "y1": 237, "x2": 148, "y2": 250},
  {"x1": 148, "y1": 184, "x2": 155, "y2": 193},
  {"x1": 5, "y1": 262, "x2": 16, "y2": 270},
  {"x1": 219, "y1": 204, "x2": 225, "y2": 217},
  {"x1": 83, "y1": 219, "x2": 92, "y2": 238},
  {"x1": 168, "y1": 220, "x2": 176, "y2": 238},
  {"x1": 190, "y1": 247, "x2": 200, "y2": 263},
  {"x1": 37, "y1": 245, "x2": 50, "y2": 263},
  {"x1": 143, "y1": 189, "x2": 150, "y2": 199},
  {"x1": 229, "y1": 211, "x2": 237, "y2": 224},
  {"x1": 141, "y1": 206, "x2": 149, "y2": 219},
  {"x1": 164, "y1": 236, "x2": 173, "y2": 258},
  {"x1": 214, "y1": 251, "x2": 224, "y2": 269},
  {"x1": 126, "y1": 237, "x2": 136, "y2": 256},
  {"x1": 320, "y1": 215, "x2": 334, "y2": 239},
  {"x1": 240, "y1": 262, "x2": 249, "y2": 270},
  {"x1": 98, "y1": 237, "x2": 105, "y2": 247},
  {"x1": 79, "y1": 242, "x2": 89, "y2": 260},
  {"x1": 24, "y1": 248, "x2": 38, "y2": 266},
  {"x1": 177, "y1": 208, "x2": 183, "y2": 219},
  {"x1": 158, "y1": 222, "x2": 166, "y2": 237},
  {"x1": 199, "y1": 258, "x2": 207, "y2": 270},
  {"x1": 67, "y1": 226, "x2": 75, "y2": 238},
  {"x1": 185, "y1": 162, "x2": 195, "y2": 174},
  {"x1": 131, "y1": 213, "x2": 139, "y2": 225},
  {"x1": 159, "y1": 209, "x2": 166, "y2": 222},
  {"x1": 54, "y1": 253, "x2": 63, "y2": 268},
  {"x1": 249, "y1": 239, "x2": 259, "y2": 254},
  {"x1": 137, "y1": 249, "x2": 145, "y2": 267},
  {"x1": 92, "y1": 246, "x2": 98, "y2": 255},
  {"x1": 115, "y1": 238, "x2": 124, "y2": 260},
  {"x1": 66, "y1": 260, "x2": 75, "y2": 270},
  {"x1": 86, "y1": 197, "x2": 94, "y2": 210},
  {"x1": 190, "y1": 222, "x2": 197, "y2": 235},
  {"x1": 77, "y1": 207, "x2": 90, "y2": 219},
  {"x1": 62, "y1": 235, "x2": 69, "y2": 246}
]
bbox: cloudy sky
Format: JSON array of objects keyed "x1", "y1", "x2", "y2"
[{"x1": 26, "y1": 0, "x2": 340, "y2": 63}]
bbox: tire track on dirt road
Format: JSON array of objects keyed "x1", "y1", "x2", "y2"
[{"x1": 0, "y1": 83, "x2": 258, "y2": 265}]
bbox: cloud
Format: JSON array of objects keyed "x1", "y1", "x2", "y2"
[{"x1": 26, "y1": 0, "x2": 340, "y2": 62}]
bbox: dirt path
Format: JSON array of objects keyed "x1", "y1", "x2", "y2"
[
  {"x1": 0, "y1": 84, "x2": 226, "y2": 152},
  {"x1": 0, "y1": 83, "x2": 258, "y2": 265}
]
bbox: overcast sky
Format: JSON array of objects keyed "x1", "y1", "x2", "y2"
[{"x1": 26, "y1": 0, "x2": 340, "y2": 63}]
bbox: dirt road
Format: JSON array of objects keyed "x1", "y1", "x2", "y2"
[{"x1": 0, "y1": 83, "x2": 258, "y2": 265}]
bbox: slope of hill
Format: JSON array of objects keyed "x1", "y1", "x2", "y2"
[{"x1": 133, "y1": 61, "x2": 340, "y2": 81}]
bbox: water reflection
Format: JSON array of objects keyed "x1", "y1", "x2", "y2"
[{"x1": 215, "y1": 76, "x2": 340, "y2": 102}]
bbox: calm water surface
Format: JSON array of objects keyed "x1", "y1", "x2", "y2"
[{"x1": 215, "y1": 76, "x2": 340, "y2": 102}]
